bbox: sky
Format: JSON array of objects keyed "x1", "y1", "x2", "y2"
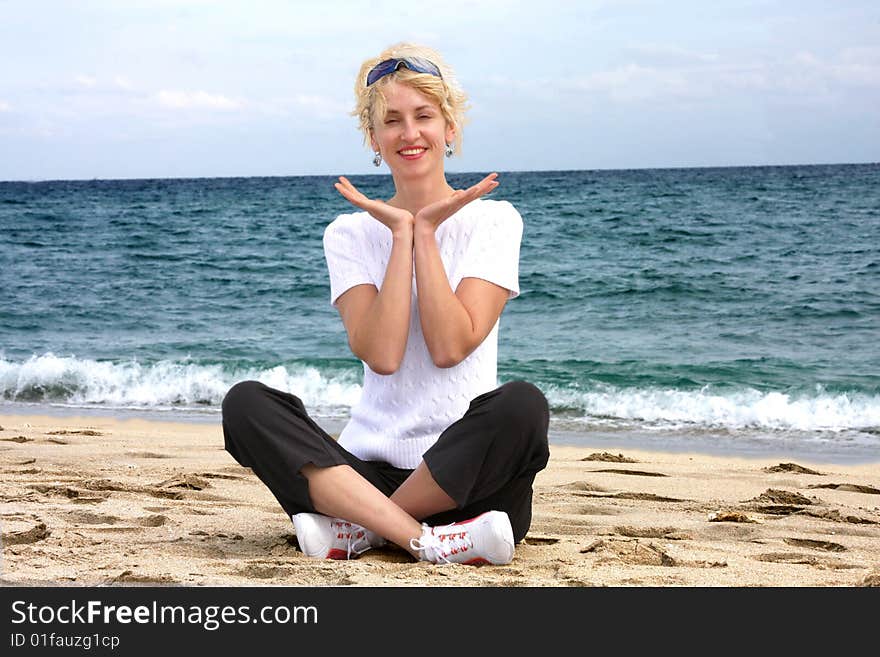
[{"x1": 1, "y1": 0, "x2": 878, "y2": 181}]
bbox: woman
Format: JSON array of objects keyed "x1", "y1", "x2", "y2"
[{"x1": 222, "y1": 43, "x2": 549, "y2": 565}]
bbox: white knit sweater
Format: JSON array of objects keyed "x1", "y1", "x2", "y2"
[{"x1": 322, "y1": 198, "x2": 523, "y2": 469}]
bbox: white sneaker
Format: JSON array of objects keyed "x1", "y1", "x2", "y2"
[
  {"x1": 291, "y1": 513, "x2": 385, "y2": 560},
  {"x1": 411, "y1": 510, "x2": 515, "y2": 565}
]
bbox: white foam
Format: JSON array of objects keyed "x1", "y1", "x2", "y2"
[
  {"x1": 544, "y1": 383, "x2": 880, "y2": 433},
  {"x1": 2, "y1": 353, "x2": 879, "y2": 434},
  {"x1": 0, "y1": 353, "x2": 362, "y2": 414}
]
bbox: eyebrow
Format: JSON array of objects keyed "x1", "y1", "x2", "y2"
[{"x1": 385, "y1": 105, "x2": 435, "y2": 115}]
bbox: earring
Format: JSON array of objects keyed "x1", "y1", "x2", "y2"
[
  {"x1": 445, "y1": 143, "x2": 454, "y2": 158},
  {"x1": 373, "y1": 151, "x2": 382, "y2": 167}
]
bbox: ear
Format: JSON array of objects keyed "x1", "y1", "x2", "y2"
[
  {"x1": 369, "y1": 129, "x2": 378, "y2": 153},
  {"x1": 445, "y1": 122, "x2": 456, "y2": 147}
]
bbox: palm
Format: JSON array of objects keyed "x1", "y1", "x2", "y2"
[
  {"x1": 415, "y1": 173, "x2": 499, "y2": 230},
  {"x1": 334, "y1": 176, "x2": 413, "y2": 232}
]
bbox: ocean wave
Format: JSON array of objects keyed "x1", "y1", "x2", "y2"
[
  {"x1": 2, "y1": 353, "x2": 879, "y2": 435},
  {"x1": 543, "y1": 383, "x2": 880, "y2": 433},
  {"x1": 0, "y1": 353, "x2": 361, "y2": 415}
]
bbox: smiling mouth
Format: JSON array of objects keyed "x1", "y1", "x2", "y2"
[{"x1": 398, "y1": 147, "x2": 427, "y2": 156}]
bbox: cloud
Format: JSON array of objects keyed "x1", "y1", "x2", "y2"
[
  {"x1": 0, "y1": 100, "x2": 11, "y2": 112},
  {"x1": 75, "y1": 75, "x2": 98, "y2": 88},
  {"x1": 487, "y1": 42, "x2": 880, "y2": 113},
  {"x1": 155, "y1": 89, "x2": 243, "y2": 110},
  {"x1": 570, "y1": 64, "x2": 696, "y2": 103},
  {"x1": 796, "y1": 48, "x2": 880, "y2": 88},
  {"x1": 113, "y1": 75, "x2": 134, "y2": 91},
  {"x1": 288, "y1": 94, "x2": 350, "y2": 119},
  {"x1": 623, "y1": 43, "x2": 719, "y2": 67}
]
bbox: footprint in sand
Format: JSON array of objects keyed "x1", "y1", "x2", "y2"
[
  {"x1": 47, "y1": 429, "x2": 104, "y2": 436},
  {"x1": 753, "y1": 552, "x2": 860, "y2": 569},
  {"x1": 708, "y1": 509, "x2": 761, "y2": 523},
  {"x1": 156, "y1": 474, "x2": 212, "y2": 490},
  {"x1": 861, "y1": 573, "x2": 880, "y2": 586},
  {"x1": 807, "y1": 483, "x2": 880, "y2": 495},
  {"x1": 137, "y1": 515, "x2": 169, "y2": 527},
  {"x1": 799, "y1": 508, "x2": 879, "y2": 525},
  {"x1": 29, "y1": 484, "x2": 109, "y2": 504},
  {"x1": 522, "y1": 535, "x2": 560, "y2": 545},
  {"x1": 610, "y1": 492, "x2": 687, "y2": 502},
  {"x1": 125, "y1": 451, "x2": 171, "y2": 459},
  {"x1": 744, "y1": 488, "x2": 819, "y2": 516},
  {"x1": 107, "y1": 571, "x2": 178, "y2": 585},
  {"x1": 589, "y1": 468, "x2": 668, "y2": 477},
  {"x1": 549, "y1": 481, "x2": 610, "y2": 496},
  {"x1": 575, "y1": 503, "x2": 621, "y2": 516},
  {"x1": 81, "y1": 478, "x2": 183, "y2": 500},
  {"x1": 750, "y1": 488, "x2": 816, "y2": 505},
  {"x1": 582, "y1": 538, "x2": 725, "y2": 569},
  {"x1": 1, "y1": 513, "x2": 50, "y2": 545},
  {"x1": 234, "y1": 563, "x2": 297, "y2": 579},
  {"x1": 763, "y1": 463, "x2": 824, "y2": 475},
  {"x1": 615, "y1": 525, "x2": 689, "y2": 540},
  {"x1": 783, "y1": 537, "x2": 846, "y2": 552},
  {"x1": 581, "y1": 538, "x2": 678, "y2": 566},
  {"x1": 66, "y1": 511, "x2": 120, "y2": 525},
  {"x1": 581, "y1": 452, "x2": 639, "y2": 463},
  {"x1": 194, "y1": 471, "x2": 247, "y2": 481}
]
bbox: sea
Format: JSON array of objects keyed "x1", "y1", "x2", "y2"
[{"x1": 1, "y1": 164, "x2": 878, "y2": 462}]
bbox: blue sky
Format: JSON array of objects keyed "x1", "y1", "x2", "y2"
[{"x1": 1, "y1": 0, "x2": 878, "y2": 180}]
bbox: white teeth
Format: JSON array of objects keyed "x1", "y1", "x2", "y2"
[{"x1": 400, "y1": 148, "x2": 425, "y2": 155}]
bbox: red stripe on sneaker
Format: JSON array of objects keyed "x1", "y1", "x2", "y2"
[
  {"x1": 327, "y1": 548, "x2": 350, "y2": 560},
  {"x1": 451, "y1": 511, "x2": 491, "y2": 527},
  {"x1": 462, "y1": 558, "x2": 491, "y2": 565}
]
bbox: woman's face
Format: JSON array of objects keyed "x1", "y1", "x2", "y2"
[{"x1": 370, "y1": 80, "x2": 455, "y2": 181}]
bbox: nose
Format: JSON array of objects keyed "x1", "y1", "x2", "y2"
[{"x1": 401, "y1": 119, "x2": 419, "y2": 143}]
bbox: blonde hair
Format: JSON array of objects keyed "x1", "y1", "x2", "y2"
[{"x1": 353, "y1": 42, "x2": 468, "y2": 156}]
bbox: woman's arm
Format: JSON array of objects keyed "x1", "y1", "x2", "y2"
[
  {"x1": 335, "y1": 225, "x2": 413, "y2": 375},
  {"x1": 413, "y1": 226, "x2": 509, "y2": 368},
  {"x1": 333, "y1": 177, "x2": 415, "y2": 375},
  {"x1": 411, "y1": 173, "x2": 510, "y2": 368}
]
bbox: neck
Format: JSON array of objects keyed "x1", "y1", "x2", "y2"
[{"x1": 387, "y1": 169, "x2": 455, "y2": 215}]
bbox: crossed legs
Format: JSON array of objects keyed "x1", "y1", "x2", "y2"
[
  {"x1": 222, "y1": 380, "x2": 550, "y2": 557},
  {"x1": 300, "y1": 461, "x2": 456, "y2": 558}
]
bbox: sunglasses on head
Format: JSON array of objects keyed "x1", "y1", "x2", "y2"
[{"x1": 366, "y1": 57, "x2": 442, "y2": 86}]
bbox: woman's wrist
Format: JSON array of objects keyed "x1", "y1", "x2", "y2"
[
  {"x1": 390, "y1": 220, "x2": 414, "y2": 241},
  {"x1": 413, "y1": 218, "x2": 437, "y2": 240}
]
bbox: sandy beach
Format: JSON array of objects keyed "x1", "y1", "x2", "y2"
[{"x1": 1, "y1": 413, "x2": 878, "y2": 587}]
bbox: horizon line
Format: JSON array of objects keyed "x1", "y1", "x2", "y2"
[{"x1": 2, "y1": 160, "x2": 877, "y2": 184}]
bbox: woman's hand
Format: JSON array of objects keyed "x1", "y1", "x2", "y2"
[
  {"x1": 414, "y1": 173, "x2": 499, "y2": 233},
  {"x1": 335, "y1": 176, "x2": 414, "y2": 235}
]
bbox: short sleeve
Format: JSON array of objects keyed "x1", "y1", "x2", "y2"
[
  {"x1": 323, "y1": 214, "x2": 375, "y2": 307},
  {"x1": 457, "y1": 200, "x2": 522, "y2": 299}
]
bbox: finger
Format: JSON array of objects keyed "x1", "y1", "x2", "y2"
[
  {"x1": 461, "y1": 180, "x2": 497, "y2": 203},
  {"x1": 337, "y1": 176, "x2": 358, "y2": 193},
  {"x1": 337, "y1": 177, "x2": 367, "y2": 199},
  {"x1": 335, "y1": 182, "x2": 367, "y2": 207},
  {"x1": 476, "y1": 172, "x2": 498, "y2": 189},
  {"x1": 466, "y1": 173, "x2": 499, "y2": 196}
]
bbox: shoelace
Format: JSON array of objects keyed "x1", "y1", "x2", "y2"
[
  {"x1": 410, "y1": 524, "x2": 474, "y2": 564},
  {"x1": 332, "y1": 520, "x2": 372, "y2": 559}
]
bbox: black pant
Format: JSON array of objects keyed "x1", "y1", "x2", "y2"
[{"x1": 222, "y1": 380, "x2": 550, "y2": 543}]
